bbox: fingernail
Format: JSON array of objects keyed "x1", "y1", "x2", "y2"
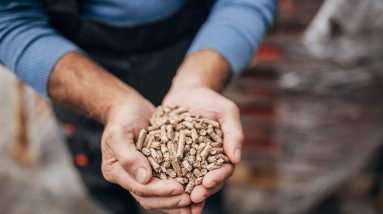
[
  {"x1": 234, "y1": 148, "x2": 241, "y2": 162},
  {"x1": 177, "y1": 199, "x2": 190, "y2": 207},
  {"x1": 136, "y1": 167, "x2": 148, "y2": 184}
]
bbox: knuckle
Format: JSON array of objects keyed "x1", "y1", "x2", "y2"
[
  {"x1": 208, "y1": 177, "x2": 220, "y2": 187},
  {"x1": 162, "y1": 200, "x2": 179, "y2": 209},
  {"x1": 103, "y1": 125, "x2": 121, "y2": 142},
  {"x1": 101, "y1": 164, "x2": 116, "y2": 183},
  {"x1": 131, "y1": 186, "x2": 145, "y2": 197},
  {"x1": 106, "y1": 124, "x2": 121, "y2": 136},
  {"x1": 140, "y1": 200, "x2": 153, "y2": 210},
  {"x1": 130, "y1": 186, "x2": 138, "y2": 195},
  {"x1": 226, "y1": 100, "x2": 239, "y2": 113},
  {"x1": 119, "y1": 156, "x2": 135, "y2": 169}
]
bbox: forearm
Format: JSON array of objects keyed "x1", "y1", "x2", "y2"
[
  {"x1": 171, "y1": 50, "x2": 230, "y2": 92},
  {"x1": 48, "y1": 52, "x2": 142, "y2": 123}
]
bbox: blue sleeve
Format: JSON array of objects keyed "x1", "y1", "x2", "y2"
[
  {"x1": 0, "y1": 0, "x2": 79, "y2": 97},
  {"x1": 188, "y1": 0, "x2": 278, "y2": 75}
]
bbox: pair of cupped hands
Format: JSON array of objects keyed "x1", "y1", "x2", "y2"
[{"x1": 101, "y1": 83, "x2": 244, "y2": 214}]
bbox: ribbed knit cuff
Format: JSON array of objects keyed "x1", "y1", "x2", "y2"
[
  {"x1": 187, "y1": 26, "x2": 253, "y2": 76},
  {"x1": 16, "y1": 35, "x2": 79, "y2": 97},
  {"x1": 188, "y1": 19, "x2": 267, "y2": 76}
]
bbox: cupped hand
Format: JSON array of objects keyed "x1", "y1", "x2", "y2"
[
  {"x1": 101, "y1": 95, "x2": 192, "y2": 213},
  {"x1": 163, "y1": 85, "x2": 244, "y2": 213}
]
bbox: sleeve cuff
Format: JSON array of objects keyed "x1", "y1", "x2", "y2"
[
  {"x1": 15, "y1": 35, "x2": 80, "y2": 97},
  {"x1": 187, "y1": 24, "x2": 259, "y2": 76}
]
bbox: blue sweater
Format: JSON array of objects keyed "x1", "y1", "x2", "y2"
[{"x1": 0, "y1": 0, "x2": 277, "y2": 97}]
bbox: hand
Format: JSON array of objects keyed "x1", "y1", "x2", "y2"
[
  {"x1": 163, "y1": 86, "x2": 244, "y2": 213},
  {"x1": 163, "y1": 50, "x2": 244, "y2": 213},
  {"x1": 48, "y1": 52, "x2": 192, "y2": 213},
  {"x1": 101, "y1": 95, "x2": 192, "y2": 213}
]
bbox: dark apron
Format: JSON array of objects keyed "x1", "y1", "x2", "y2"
[
  {"x1": 46, "y1": 0, "x2": 209, "y2": 129},
  {"x1": 43, "y1": 1, "x2": 224, "y2": 214}
]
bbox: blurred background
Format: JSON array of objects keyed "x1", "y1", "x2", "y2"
[{"x1": 1, "y1": 0, "x2": 383, "y2": 213}]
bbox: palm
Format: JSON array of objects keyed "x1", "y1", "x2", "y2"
[{"x1": 163, "y1": 86, "x2": 243, "y2": 206}]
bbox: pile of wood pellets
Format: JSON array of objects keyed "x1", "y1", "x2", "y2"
[{"x1": 135, "y1": 106, "x2": 230, "y2": 193}]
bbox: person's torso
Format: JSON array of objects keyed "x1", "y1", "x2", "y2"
[
  {"x1": 46, "y1": 0, "x2": 210, "y2": 53},
  {"x1": 79, "y1": 0, "x2": 188, "y2": 26}
]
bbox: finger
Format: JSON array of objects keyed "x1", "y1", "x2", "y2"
[
  {"x1": 131, "y1": 192, "x2": 191, "y2": 210},
  {"x1": 202, "y1": 164, "x2": 234, "y2": 188},
  {"x1": 162, "y1": 207, "x2": 192, "y2": 214},
  {"x1": 191, "y1": 201, "x2": 205, "y2": 214},
  {"x1": 111, "y1": 164, "x2": 183, "y2": 197},
  {"x1": 218, "y1": 101, "x2": 244, "y2": 164},
  {"x1": 190, "y1": 183, "x2": 223, "y2": 203},
  {"x1": 103, "y1": 125, "x2": 152, "y2": 184}
]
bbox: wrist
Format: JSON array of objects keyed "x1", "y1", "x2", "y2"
[{"x1": 171, "y1": 50, "x2": 231, "y2": 92}]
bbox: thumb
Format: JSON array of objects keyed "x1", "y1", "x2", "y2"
[
  {"x1": 103, "y1": 126, "x2": 152, "y2": 184},
  {"x1": 219, "y1": 102, "x2": 244, "y2": 164}
]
